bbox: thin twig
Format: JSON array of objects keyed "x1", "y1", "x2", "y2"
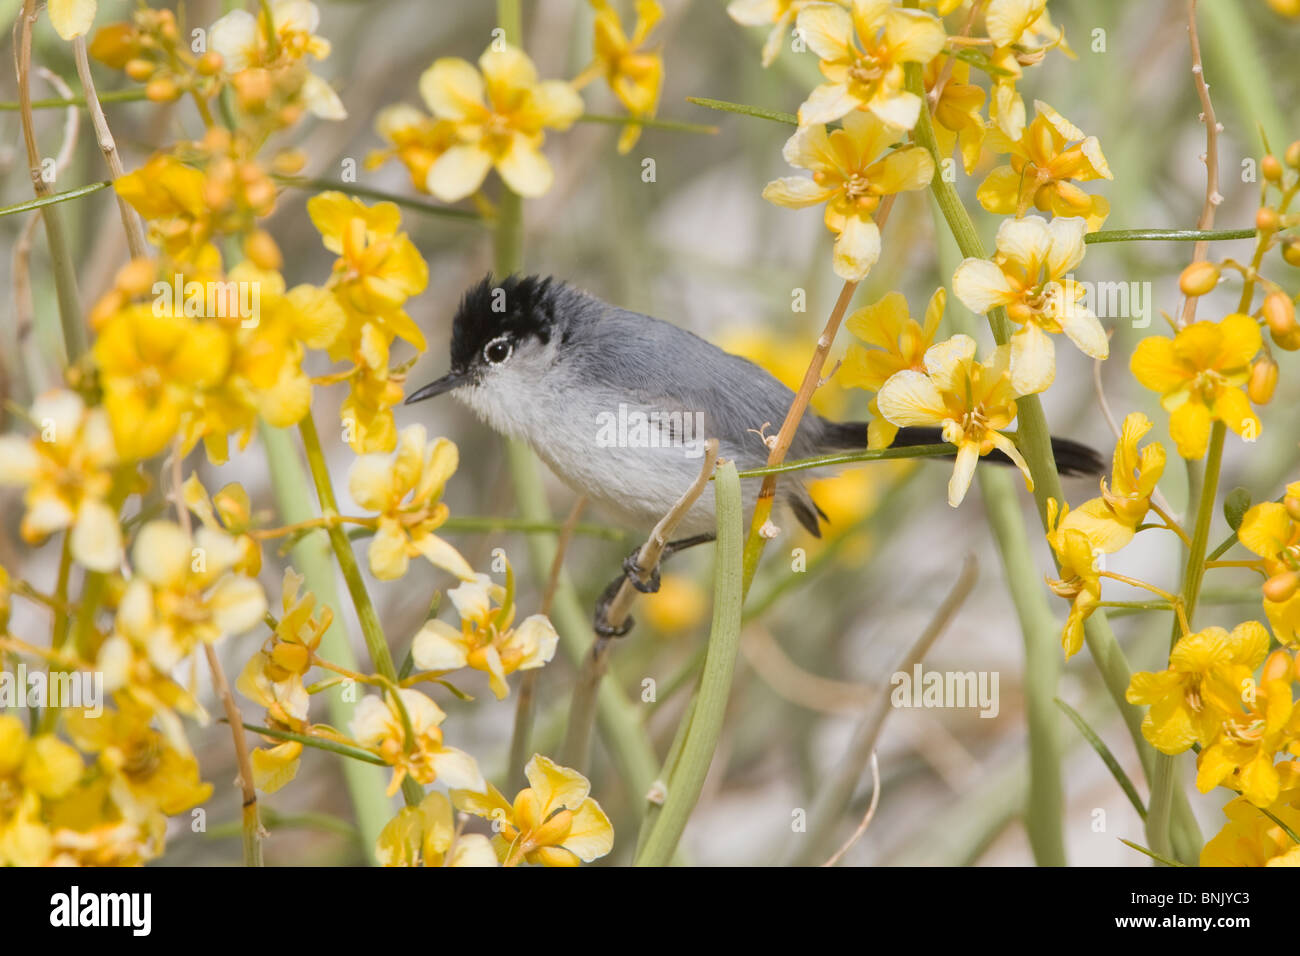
[
  {"x1": 506, "y1": 496, "x2": 586, "y2": 793},
  {"x1": 71, "y1": 35, "x2": 147, "y2": 258},
  {"x1": 1177, "y1": 0, "x2": 1222, "y2": 328},
  {"x1": 560, "y1": 441, "x2": 720, "y2": 771},
  {"x1": 171, "y1": 446, "x2": 264, "y2": 865},
  {"x1": 821, "y1": 752, "x2": 881, "y2": 867}
]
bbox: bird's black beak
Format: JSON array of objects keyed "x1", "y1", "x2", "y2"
[{"x1": 405, "y1": 369, "x2": 471, "y2": 405}]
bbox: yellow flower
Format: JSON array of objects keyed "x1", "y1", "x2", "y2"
[
  {"x1": 110, "y1": 520, "x2": 267, "y2": 683},
  {"x1": 875, "y1": 334, "x2": 1031, "y2": 507},
  {"x1": 182, "y1": 474, "x2": 262, "y2": 577},
  {"x1": 376, "y1": 791, "x2": 497, "y2": 867},
  {"x1": 63, "y1": 705, "x2": 211, "y2": 816},
  {"x1": 208, "y1": 0, "x2": 344, "y2": 119},
  {"x1": 452, "y1": 754, "x2": 614, "y2": 867},
  {"x1": 349, "y1": 688, "x2": 486, "y2": 797},
  {"x1": 1045, "y1": 499, "x2": 1102, "y2": 658},
  {"x1": 977, "y1": 101, "x2": 1112, "y2": 230},
  {"x1": 114, "y1": 154, "x2": 215, "y2": 265},
  {"x1": 48, "y1": 0, "x2": 96, "y2": 40},
  {"x1": 364, "y1": 104, "x2": 459, "y2": 193},
  {"x1": 340, "y1": 361, "x2": 408, "y2": 454},
  {"x1": 307, "y1": 191, "x2": 429, "y2": 358},
  {"x1": 1130, "y1": 313, "x2": 1263, "y2": 459},
  {"x1": 984, "y1": 0, "x2": 1071, "y2": 140},
  {"x1": 953, "y1": 214, "x2": 1106, "y2": 395},
  {"x1": 0, "y1": 390, "x2": 122, "y2": 572},
  {"x1": 1201, "y1": 765, "x2": 1300, "y2": 866},
  {"x1": 1126, "y1": 622, "x2": 1271, "y2": 755},
  {"x1": 728, "y1": 0, "x2": 848, "y2": 67},
  {"x1": 576, "y1": 0, "x2": 664, "y2": 153},
  {"x1": 92, "y1": 303, "x2": 232, "y2": 461},
  {"x1": 419, "y1": 45, "x2": 583, "y2": 201},
  {"x1": 794, "y1": 0, "x2": 947, "y2": 129},
  {"x1": 1057, "y1": 412, "x2": 1166, "y2": 554},
  {"x1": 839, "y1": 287, "x2": 945, "y2": 449},
  {"x1": 412, "y1": 573, "x2": 559, "y2": 699},
  {"x1": 762, "y1": 111, "x2": 934, "y2": 280},
  {"x1": 1197, "y1": 661, "x2": 1296, "y2": 807},
  {"x1": 348, "y1": 424, "x2": 474, "y2": 582},
  {"x1": 925, "y1": 55, "x2": 986, "y2": 175},
  {"x1": 237, "y1": 567, "x2": 331, "y2": 732},
  {"x1": 1238, "y1": 487, "x2": 1300, "y2": 645},
  {"x1": 0, "y1": 715, "x2": 84, "y2": 866}
]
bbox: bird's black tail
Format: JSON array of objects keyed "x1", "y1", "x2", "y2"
[{"x1": 821, "y1": 422, "x2": 1106, "y2": 478}]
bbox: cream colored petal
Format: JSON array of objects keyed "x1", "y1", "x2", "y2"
[
  {"x1": 426, "y1": 144, "x2": 494, "y2": 203},
  {"x1": 727, "y1": 0, "x2": 780, "y2": 26},
  {"x1": 430, "y1": 746, "x2": 487, "y2": 793},
  {"x1": 1009, "y1": 322, "x2": 1056, "y2": 395},
  {"x1": 449, "y1": 832, "x2": 498, "y2": 867},
  {"x1": 349, "y1": 695, "x2": 392, "y2": 746},
  {"x1": 514, "y1": 615, "x2": 559, "y2": 669},
  {"x1": 348, "y1": 454, "x2": 396, "y2": 512},
  {"x1": 952, "y1": 258, "x2": 1015, "y2": 314},
  {"x1": 883, "y1": 7, "x2": 947, "y2": 63},
  {"x1": 495, "y1": 133, "x2": 554, "y2": 198},
  {"x1": 22, "y1": 488, "x2": 75, "y2": 537},
  {"x1": 411, "y1": 620, "x2": 471, "y2": 672},
  {"x1": 994, "y1": 214, "x2": 1052, "y2": 268},
  {"x1": 398, "y1": 688, "x2": 445, "y2": 734},
  {"x1": 0, "y1": 437, "x2": 41, "y2": 485},
  {"x1": 831, "y1": 214, "x2": 881, "y2": 281},
  {"x1": 988, "y1": 432, "x2": 1034, "y2": 492},
  {"x1": 48, "y1": 0, "x2": 97, "y2": 40},
  {"x1": 478, "y1": 45, "x2": 539, "y2": 94},
  {"x1": 529, "y1": 80, "x2": 584, "y2": 130},
  {"x1": 448, "y1": 574, "x2": 493, "y2": 621},
  {"x1": 413, "y1": 533, "x2": 475, "y2": 581},
  {"x1": 133, "y1": 520, "x2": 192, "y2": 586},
  {"x1": 1044, "y1": 215, "x2": 1088, "y2": 277},
  {"x1": 1057, "y1": 297, "x2": 1108, "y2": 360},
  {"x1": 798, "y1": 81, "x2": 861, "y2": 126},
  {"x1": 481, "y1": 645, "x2": 509, "y2": 700},
  {"x1": 868, "y1": 90, "x2": 923, "y2": 131},
  {"x1": 419, "y1": 58, "x2": 485, "y2": 121},
  {"x1": 761, "y1": 176, "x2": 834, "y2": 208},
  {"x1": 947, "y1": 442, "x2": 981, "y2": 507},
  {"x1": 368, "y1": 521, "x2": 411, "y2": 581},
  {"x1": 30, "y1": 390, "x2": 85, "y2": 444},
  {"x1": 209, "y1": 10, "x2": 258, "y2": 72},
  {"x1": 922, "y1": 334, "x2": 977, "y2": 389},
  {"x1": 796, "y1": 3, "x2": 855, "y2": 61},
  {"x1": 208, "y1": 576, "x2": 268, "y2": 638},
  {"x1": 302, "y1": 73, "x2": 347, "y2": 120},
  {"x1": 70, "y1": 500, "x2": 122, "y2": 573},
  {"x1": 875, "y1": 370, "x2": 947, "y2": 427}
]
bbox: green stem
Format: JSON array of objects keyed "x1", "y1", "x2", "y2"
[
  {"x1": 296, "y1": 412, "x2": 421, "y2": 808},
  {"x1": 1147, "y1": 422, "x2": 1226, "y2": 863},
  {"x1": 685, "y1": 96, "x2": 797, "y2": 126},
  {"x1": 1199, "y1": 0, "x2": 1289, "y2": 152},
  {"x1": 261, "y1": 425, "x2": 395, "y2": 858},
  {"x1": 578, "y1": 113, "x2": 718, "y2": 135},
  {"x1": 497, "y1": 0, "x2": 522, "y2": 46},
  {"x1": 1085, "y1": 227, "x2": 1256, "y2": 244},
  {"x1": 0, "y1": 181, "x2": 111, "y2": 218},
  {"x1": 635, "y1": 462, "x2": 744, "y2": 866},
  {"x1": 275, "y1": 177, "x2": 485, "y2": 222},
  {"x1": 734, "y1": 443, "x2": 956, "y2": 478},
  {"x1": 0, "y1": 88, "x2": 150, "y2": 110}
]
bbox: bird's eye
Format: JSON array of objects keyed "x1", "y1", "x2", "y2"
[{"x1": 483, "y1": 337, "x2": 513, "y2": 365}]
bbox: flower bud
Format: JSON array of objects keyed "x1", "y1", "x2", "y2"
[
  {"x1": 1262, "y1": 154, "x2": 1284, "y2": 182},
  {"x1": 1256, "y1": 206, "x2": 1281, "y2": 233},
  {"x1": 125, "y1": 58, "x2": 155, "y2": 82},
  {"x1": 145, "y1": 76, "x2": 179, "y2": 102},
  {"x1": 1248, "y1": 357, "x2": 1278, "y2": 405},
  {"x1": 1286, "y1": 495, "x2": 1300, "y2": 523},
  {"x1": 1263, "y1": 570, "x2": 1300, "y2": 603},
  {"x1": 197, "y1": 52, "x2": 224, "y2": 76},
  {"x1": 1179, "y1": 261, "x2": 1220, "y2": 297},
  {"x1": 117, "y1": 257, "x2": 157, "y2": 297},
  {"x1": 244, "y1": 230, "x2": 283, "y2": 271},
  {"x1": 1264, "y1": 291, "x2": 1297, "y2": 338},
  {"x1": 1287, "y1": 140, "x2": 1300, "y2": 170},
  {"x1": 1262, "y1": 649, "x2": 1293, "y2": 684},
  {"x1": 1283, "y1": 237, "x2": 1300, "y2": 268}
]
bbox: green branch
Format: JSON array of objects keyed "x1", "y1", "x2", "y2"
[{"x1": 0, "y1": 181, "x2": 111, "y2": 218}]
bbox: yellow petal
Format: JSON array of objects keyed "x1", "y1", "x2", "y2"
[
  {"x1": 426, "y1": 143, "x2": 494, "y2": 203},
  {"x1": 419, "y1": 57, "x2": 485, "y2": 121},
  {"x1": 48, "y1": 0, "x2": 97, "y2": 40},
  {"x1": 524, "y1": 754, "x2": 590, "y2": 814}
]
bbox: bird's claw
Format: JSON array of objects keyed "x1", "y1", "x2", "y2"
[{"x1": 622, "y1": 553, "x2": 660, "y2": 594}]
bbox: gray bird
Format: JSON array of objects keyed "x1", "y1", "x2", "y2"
[{"x1": 406, "y1": 275, "x2": 1102, "y2": 630}]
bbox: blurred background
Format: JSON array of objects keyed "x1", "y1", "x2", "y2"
[{"x1": 2, "y1": 0, "x2": 1299, "y2": 865}]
